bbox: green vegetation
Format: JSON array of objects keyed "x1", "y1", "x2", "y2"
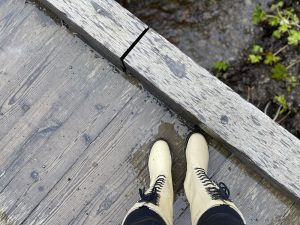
[
  {"x1": 212, "y1": 1, "x2": 299, "y2": 122},
  {"x1": 271, "y1": 63, "x2": 288, "y2": 81},
  {"x1": 264, "y1": 52, "x2": 280, "y2": 65},
  {"x1": 213, "y1": 60, "x2": 228, "y2": 73},
  {"x1": 288, "y1": 29, "x2": 300, "y2": 45},
  {"x1": 273, "y1": 95, "x2": 295, "y2": 121},
  {"x1": 252, "y1": 3, "x2": 300, "y2": 42},
  {"x1": 274, "y1": 95, "x2": 289, "y2": 114},
  {"x1": 249, "y1": 2, "x2": 300, "y2": 87},
  {"x1": 248, "y1": 44, "x2": 263, "y2": 63},
  {"x1": 215, "y1": 2, "x2": 299, "y2": 83},
  {"x1": 252, "y1": 4, "x2": 267, "y2": 25},
  {"x1": 213, "y1": 60, "x2": 228, "y2": 77},
  {"x1": 250, "y1": 1, "x2": 300, "y2": 120}
]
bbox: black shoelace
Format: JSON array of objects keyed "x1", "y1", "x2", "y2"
[
  {"x1": 138, "y1": 175, "x2": 166, "y2": 206},
  {"x1": 195, "y1": 168, "x2": 231, "y2": 201}
]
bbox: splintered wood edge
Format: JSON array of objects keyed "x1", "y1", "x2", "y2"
[
  {"x1": 37, "y1": 0, "x2": 147, "y2": 68},
  {"x1": 124, "y1": 28, "x2": 300, "y2": 202}
]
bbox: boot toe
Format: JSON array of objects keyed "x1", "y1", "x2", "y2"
[
  {"x1": 186, "y1": 133, "x2": 209, "y2": 170},
  {"x1": 149, "y1": 139, "x2": 172, "y2": 177},
  {"x1": 151, "y1": 139, "x2": 170, "y2": 155}
]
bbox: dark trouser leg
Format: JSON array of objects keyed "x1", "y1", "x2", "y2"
[
  {"x1": 196, "y1": 205, "x2": 245, "y2": 225},
  {"x1": 123, "y1": 206, "x2": 167, "y2": 225}
]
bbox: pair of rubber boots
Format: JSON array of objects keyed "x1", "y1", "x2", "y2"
[{"x1": 122, "y1": 133, "x2": 246, "y2": 225}]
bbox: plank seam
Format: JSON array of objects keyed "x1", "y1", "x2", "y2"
[{"x1": 120, "y1": 27, "x2": 149, "y2": 71}]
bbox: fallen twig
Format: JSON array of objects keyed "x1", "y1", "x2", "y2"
[
  {"x1": 264, "y1": 101, "x2": 271, "y2": 114},
  {"x1": 277, "y1": 111, "x2": 291, "y2": 124},
  {"x1": 273, "y1": 105, "x2": 282, "y2": 121}
]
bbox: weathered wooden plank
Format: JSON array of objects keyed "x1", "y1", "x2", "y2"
[
  {"x1": 21, "y1": 106, "x2": 232, "y2": 225},
  {"x1": 0, "y1": 29, "x2": 78, "y2": 142},
  {"x1": 0, "y1": 5, "x2": 142, "y2": 224},
  {"x1": 76, "y1": 129, "x2": 231, "y2": 225},
  {"x1": 65, "y1": 114, "x2": 167, "y2": 224},
  {"x1": 0, "y1": 50, "x2": 135, "y2": 189},
  {"x1": 124, "y1": 28, "x2": 300, "y2": 201},
  {"x1": 0, "y1": 8, "x2": 44, "y2": 96},
  {"x1": 0, "y1": 31, "x2": 84, "y2": 145},
  {"x1": 0, "y1": 0, "x2": 32, "y2": 28},
  {"x1": 0, "y1": 4, "x2": 65, "y2": 106},
  {"x1": 30, "y1": 0, "x2": 300, "y2": 205},
  {"x1": 213, "y1": 157, "x2": 294, "y2": 225},
  {"x1": 0, "y1": 88, "x2": 138, "y2": 224},
  {"x1": 0, "y1": 55, "x2": 138, "y2": 225},
  {"x1": 175, "y1": 155, "x2": 296, "y2": 225},
  {"x1": 20, "y1": 93, "x2": 167, "y2": 225},
  {"x1": 279, "y1": 203, "x2": 300, "y2": 225},
  {"x1": 37, "y1": 0, "x2": 148, "y2": 68},
  {"x1": 0, "y1": 18, "x2": 137, "y2": 192},
  {"x1": 0, "y1": 2, "x2": 298, "y2": 225}
]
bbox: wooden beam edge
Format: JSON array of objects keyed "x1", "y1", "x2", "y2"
[
  {"x1": 36, "y1": 0, "x2": 148, "y2": 68},
  {"x1": 123, "y1": 28, "x2": 300, "y2": 202}
]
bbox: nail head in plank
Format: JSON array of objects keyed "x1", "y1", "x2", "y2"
[
  {"x1": 37, "y1": 0, "x2": 148, "y2": 68},
  {"x1": 124, "y1": 28, "x2": 300, "y2": 201}
]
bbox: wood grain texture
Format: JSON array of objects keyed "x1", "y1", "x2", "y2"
[
  {"x1": 174, "y1": 155, "x2": 297, "y2": 225},
  {"x1": 21, "y1": 93, "x2": 167, "y2": 225},
  {"x1": 279, "y1": 203, "x2": 300, "y2": 225},
  {"x1": 124, "y1": 28, "x2": 300, "y2": 201},
  {"x1": 0, "y1": 1, "x2": 299, "y2": 225},
  {"x1": 0, "y1": 0, "x2": 34, "y2": 40},
  {"x1": 33, "y1": 0, "x2": 300, "y2": 204},
  {"x1": 43, "y1": 114, "x2": 231, "y2": 225},
  {"x1": 213, "y1": 157, "x2": 294, "y2": 225},
  {"x1": 0, "y1": 20, "x2": 74, "y2": 142},
  {"x1": 37, "y1": 0, "x2": 148, "y2": 68},
  {"x1": 0, "y1": 2, "x2": 138, "y2": 224}
]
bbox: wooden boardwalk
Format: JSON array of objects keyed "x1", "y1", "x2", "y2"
[
  {"x1": 37, "y1": 0, "x2": 300, "y2": 201},
  {"x1": 0, "y1": 1, "x2": 299, "y2": 225}
]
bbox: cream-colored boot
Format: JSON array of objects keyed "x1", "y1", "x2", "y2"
[
  {"x1": 184, "y1": 133, "x2": 246, "y2": 225},
  {"x1": 122, "y1": 140, "x2": 173, "y2": 225}
]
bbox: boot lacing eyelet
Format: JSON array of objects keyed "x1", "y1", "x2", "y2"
[
  {"x1": 138, "y1": 175, "x2": 166, "y2": 206},
  {"x1": 195, "y1": 168, "x2": 231, "y2": 201}
]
